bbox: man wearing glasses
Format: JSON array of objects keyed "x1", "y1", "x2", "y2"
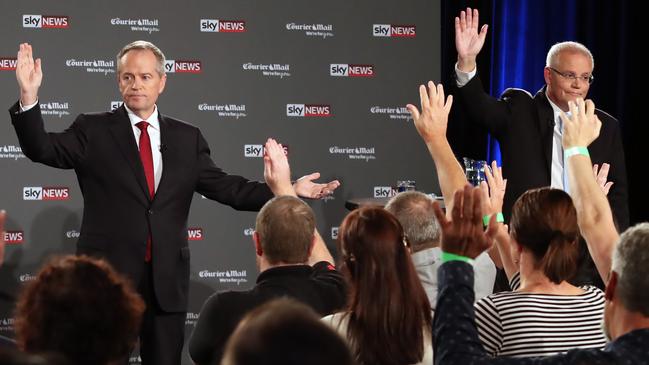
[{"x1": 451, "y1": 8, "x2": 628, "y2": 234}]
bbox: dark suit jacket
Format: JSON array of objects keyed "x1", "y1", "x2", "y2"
[
  {"x1": 451, "y1": 75, "x2": 629, "y2": 230},
  {"x1": 9, "y1": 102, "x2": 273, "y2": 312},
  {"x1": 434, "y1": 261, "x2": 649, "y2": 365}
]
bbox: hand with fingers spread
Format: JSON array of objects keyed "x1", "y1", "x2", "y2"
[
  {"x1": 593, "y1": 163, "x2": 613, "y2": 196},
  {"x1": 455, "y1": 7, "x2": 488, "y2": 72},
  {"x1": 561, "y1": 98, "x2": 602, "y2": 149},
  {"x1": 293, "y1": 173, "x2": 340, "y2": 200},
  {"x1": 16, "y1": 43, "x2": 43, "y2": 106},
  {"x1": 432, "y1": 185, "x2": 498, "y2": 260},
  {"x1": 406, "y1": 81, "x2": 453, "y2": 143},
  {"x1": 263, "y1": 138, "x2": 295, "y2": 197}
]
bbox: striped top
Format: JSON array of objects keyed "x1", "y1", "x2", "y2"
[{"x1": 474, "y1": 272, "x2": 607, "y2": 358}]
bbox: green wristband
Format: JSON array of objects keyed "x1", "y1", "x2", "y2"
[
  {"x1": 564, "y1": 146, "x2": 590, "y2": 158},
  {"x1": 483, "y1": 213, "x2": 504, "y2": 226},
  {"x1": 441, "y1": 251, "x2": 474, "y2": 264}
]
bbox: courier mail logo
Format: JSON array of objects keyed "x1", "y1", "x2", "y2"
[
  {"x1": 4, "y1": 231, "x2": 24, "y2": 245},
  {"x1": 23, "y1": 187, "x2": 70, "y2": 201},
  {"x1": 164, "y1": 60, "x2": 202, "y2": 73},
  {"x1": 372, "y1": 24, "x2": 416, "y2": 37},
  {"x1": 23, "y1": 15, "x2": 69, "y2": 28},
  {"x1": 200, "y1": 19, "x2": 246, "y2": 32},
  {"x1": 286, "y1": 104, "x2": 332, "y2": 117},
  {"x1": 330, "y1": 64, "x2": 374, "y2": 77},
  {"x1": 0, "y1": 57, "x2": 17, "y2": 71},
  {"x1": 188, "y1": 227, "x2": 204, "y2": 241}
]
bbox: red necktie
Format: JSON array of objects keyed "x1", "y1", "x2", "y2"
[{"x1": 136, "y1": 121, "x2": 155, "y2": 262}]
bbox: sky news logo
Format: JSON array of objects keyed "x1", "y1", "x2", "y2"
[
  {"x1": 0, "y1": 57, "x2": 17, "y2": 71},
  {"x1": 23, "y1": 15, "x2": 69, "y2": 28},
  {"x1": 372, "y1": 24, "x2": 416, "y2": 37},
  {"x1": 373, "y1": 186, "x2": 396, "y2": 198},
  {"x1": 330, "y1": 64, "x2": 374, "y2": 77},
  {"x1": 188, "y1": 227, "x2": 203, "y2": 241},
  {"x1": 111, "y1": 101, "x2": 123, "y2": 111},
  {"x1": 4, "y1": 231, "x2": 24, "y2": 244},
  {"x1": 23, "y1": 187, "x2": 70, "y2": 201},
  {"x1": 200, "y1": 19, "x2": 246, "y2": 32},
  {"x1": 331, "y1": 227, "x2": 339, "y2": 240},
  {"x1": 165, "y1": 60, "x2": 202, "y2": 73},
  {"x1": 286, "y1": 104, "x2": 331, "y2": 117},
  {"x1": 244, "y1": 144, "x2": 289, "y2": 158}
]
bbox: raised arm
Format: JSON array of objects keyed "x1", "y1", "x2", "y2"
[
  {"x1": 561, "y1": 99, "x2": 620, "y2": 282},
  {"x1": 455, "y1": 7, "x2": 488, "y2": 73},
  {"x1": 407, "y1": 81, "x2": 465, "y2": 217},
  {"x1": 263, "y1": 139, "x2": 334, "y2": 265}
]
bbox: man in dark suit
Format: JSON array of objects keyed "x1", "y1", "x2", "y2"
[
  {"x1": 9, "y1": 41, "x2": 339, "y2": 365},
  {"x1": 451, "y1": 8, "x2": 628, "y2": 230}
]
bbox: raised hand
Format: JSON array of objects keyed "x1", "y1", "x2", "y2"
[
  {"x1": 406, "y1": 81, "x2": 453, "y2": 143},
  {"x1": 561, "y1": 98, "x2": 602, "y2": 149},
  {"x1": 480, "y1": 161, "x2": 507, "y2": 216},
  {"x1": 455, "y1": 7, "x2": 488, "y2": 72},
  {"x1": 294, "y1": 172, "x2": 340, "y2": 200},
  {"x1": 16, "y1": 43, "x2": 43, "y2": 105},
  {"x1": 263, "y1": 138, "x2": 295, "y2": 196},
  {"x1": 432, "y1": 185, "x2": 498, "y2": 260},
  {"x1": 593, "y1": 163, "x2": 613, "y2": 196}
]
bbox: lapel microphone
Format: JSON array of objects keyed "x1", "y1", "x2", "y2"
[{"x1": 159, "y1": 144, "x2": 167, "y2": 153}]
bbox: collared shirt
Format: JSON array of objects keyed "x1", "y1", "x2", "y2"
[
  {"x1": 434, "y1": 261, "x2": 649, "y2": 365},
  {"x1": 411, "y1": 247, "x2": 496, "y2": 310},
  {"x1": 124, "y1": 104, "x2": 163, "y2": 191},
  {"x1": 454, "y1": 63, "x2": 567, "y2": 192}
]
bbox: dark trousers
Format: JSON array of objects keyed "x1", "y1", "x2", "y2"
[{"x1": 136, "y1": 262, "x2": 186, "y2": 365}]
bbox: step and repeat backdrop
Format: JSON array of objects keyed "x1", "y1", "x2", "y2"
[{"x1": 1, "y1": 0, "x2": 441, "y2": 362}]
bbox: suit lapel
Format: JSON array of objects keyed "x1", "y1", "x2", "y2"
[
  {"x1": 108, "y1": 106, "x2": 151, "y2": 201},
  {"x1": 534, "y1": 88, "x2": 555, "y2": 177},
  {"x1": 155, "y1": 112, "x2": 174, "y2": 202}
]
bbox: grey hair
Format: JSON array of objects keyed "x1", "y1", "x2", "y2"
[
  {"x1": 611, "y1": 223, "x2": 649, "y2": 316},
  {"x1": 116, "y1": 40, "x2": 166, "y2": 76},
  {"x1": 546, "y1": 41, "x2": 594, "y2": 69},
  {"x1": 384, "y1": 191, "x2": 440, "y2": 252}
]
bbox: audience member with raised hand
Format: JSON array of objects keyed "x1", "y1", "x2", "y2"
[
  {"x1": 406, "y1": 80, "x2": 497, "y2": 302},
  {"x1": 189, "y1": 141, "x2": 345, "y2": 365},
  {"x1": 479, "y1": 162, "x2": 513, "y2": 275},
  {"x1": 406, "y1": 81, "x2": 464, "y2": 212},
  {"x1": 434, "y1": 189, "x2": 649, "y2": 364},
  {"x1": 561, "y1": 98, "x2": 620, "y2": 281},
  {"x1": 322, "y1": 206, "x2": 433, "y2": 365}
]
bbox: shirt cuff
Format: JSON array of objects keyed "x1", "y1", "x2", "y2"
[
  {"x1": 19, "y1": 100, "x2": 38, "y2": 112},
  {"x1": 455, "y1": 62, "x2": 477, "y2": 87}
]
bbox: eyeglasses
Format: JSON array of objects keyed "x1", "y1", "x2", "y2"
[{"x1": 548, "y1": 67, "x2": 594, "y2": 84}]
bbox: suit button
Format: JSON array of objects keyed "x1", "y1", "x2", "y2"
[{"x1": 148, "y1": 210, "x2": 153, "y2": 215}]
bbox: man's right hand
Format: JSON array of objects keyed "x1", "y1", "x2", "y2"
[
  {"x1": 16, "y1": 43, "x2": 42, "y2": 106},
  {"x1": 455, "y1": 8, "x2": 488, "y2": 73}
]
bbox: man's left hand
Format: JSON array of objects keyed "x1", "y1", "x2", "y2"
[{"x1": 294, "y1": 173, "x2": 340, "y2": 199}]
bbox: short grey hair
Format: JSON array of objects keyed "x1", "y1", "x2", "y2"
[
  {"x1": 546, "y1": 41, "x2": 594, "y2": 70},
  {"x1": 611, "y1": 223, "x2": 649, "y2": 316},
  {"x1": 384, "y1": 191, "x2": 440, "y2": 252},
  {"x1": 116, "y1": 40, "x2": 166, "y2": 76}
]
